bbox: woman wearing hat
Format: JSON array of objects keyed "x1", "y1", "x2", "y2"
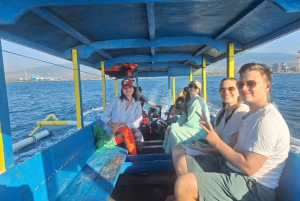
[
  {"x1": 101, "y1": 78, "x2": 143, "y2": 155},
  {"x1": 163, "y1": 80, "x2": 210, "y2": 153}
]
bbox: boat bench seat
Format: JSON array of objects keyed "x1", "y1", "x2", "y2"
[
  {"x1": 0, "y1": 120, "x2": 128, "y2": 201},
  {"x1": 275, "y1": 151, "x2": 300, "y2": 201},
  {"x1": 57, "y1": 146, "x2": 127, "y2": 201}
]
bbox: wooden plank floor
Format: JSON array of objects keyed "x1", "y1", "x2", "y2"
[
  {"x1": 110, "y1": 184, "x2": 174, "y2": 201},
  {"x1": 110, "y1": 173, "x2": 176, "y2": 201}
]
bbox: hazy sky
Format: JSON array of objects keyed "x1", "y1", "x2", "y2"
[{"x1": 1, "y1": 29, "x2": 300, "y2": 73}]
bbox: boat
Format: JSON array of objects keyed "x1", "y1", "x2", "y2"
[{"x1": 0, "y1": 1, "x2": 300, "y2": 200}]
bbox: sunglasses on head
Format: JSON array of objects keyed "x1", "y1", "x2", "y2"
[
  {"x1": 219, "y1": 87, "x2": 236, "y2": 93},
  {"x1": 236, "y1": 80, "x2": 263, "y2": 89},
  {"x1": 188, "y1": 84, "x2": 198, "y2": 89}
]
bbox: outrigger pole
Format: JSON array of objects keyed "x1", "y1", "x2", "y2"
[{"x1": 0, "y1": 39, "x2": 14, "y2": 172}]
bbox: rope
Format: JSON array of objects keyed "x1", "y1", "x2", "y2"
[{"x1": 2, "y1": 49, "x2": 99, "y2": 76}]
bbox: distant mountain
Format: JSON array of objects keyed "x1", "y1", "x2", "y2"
[
  {"x1": 5, "y1": 63, "x2": 100, "y2": 80},
  {"x1": 209, "y1": 52, "x2": 297, "y2": 71},
  {"x1": 5, "y1": 52, "x2": 298, "y2": 80}
]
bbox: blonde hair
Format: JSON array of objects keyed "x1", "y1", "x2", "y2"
[{"x1": 238, "y1": 63, "x2": 272, "y2": 82}]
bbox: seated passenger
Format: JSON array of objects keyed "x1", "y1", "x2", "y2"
[
  {"x1": 137, "y1": 86, "x2": 162, "y2": 112},
  {"x1": 172, "y1": 63, "x2": 290, "y2": 201},
  {"x1": 101, "y1": 78, "x2": 143, "y2": 155},
  {"x1": 156, "y1": 87, "x2": 188, "y2": 139},
  {"x1": 175, "y1": 87, "x2": 189, "y2": 103},
  {"x1": 171, "y1": 77, "x2": 249, "y2": 177},
  {"x1": 167, "y1": 87, "x2": 188, "y2": 124},
  {"x1": 163, "y1": 80, "x2": 210, "y2": 154}
]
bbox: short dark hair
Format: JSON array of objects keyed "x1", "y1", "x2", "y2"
[
  {"x1": 238, "y1": 63, "x2": 272, "y2": 82},
  {"x1": 183, "y1": 87, "x2": 189, "y2": 93},
  {"x1": 138, "y1": 86, "x2": 142, "y2": 92}
]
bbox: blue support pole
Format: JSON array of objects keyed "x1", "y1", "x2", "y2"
[{"x1": 0, "y1": 40, "x2": 14, "y2": 172}]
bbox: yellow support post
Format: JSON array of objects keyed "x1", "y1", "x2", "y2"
[
  {"x1": 172, "y1": 77, "x2": 176, "y2": 104},
  {"x1": 114, "y1": 78, "x2": 118, "y2": 97},
  {"x1": 72, "y1": 49, "x2": 84, "y2": 129},
  {"x1": 202, "y1": 57, "x2": 207, "y2": 102},
  {"x1": 101, "y1": 61, "x2": 107, "y2": 111},
  {"x1": 227, "y1": 43, "x2": 235, "y2": 78},
  {"x1": 0, "y1": 123, "x2": 5, "y2": 173},
  {"x1": 189, "y1": 73, "x2": 193, "y2": 82}
]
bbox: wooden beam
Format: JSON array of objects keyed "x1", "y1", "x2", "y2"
[
  {"x1": 214, "y1": 0, "x2": 267, "y2": 40},
  {"x1": 62, "y1": 36, "x2": 243, "y2": 58}
]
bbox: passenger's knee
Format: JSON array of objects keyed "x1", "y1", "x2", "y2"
[
  {"x1": 172, "y1": 145, "x2": 186, "y2": 158},
  {"x1": 175, "y1": 173, "x2": 198, "y2": 198}
]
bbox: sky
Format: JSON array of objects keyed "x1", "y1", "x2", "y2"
[{"x1": 1, "y1": 29, "x2": 300, "y2": 73}]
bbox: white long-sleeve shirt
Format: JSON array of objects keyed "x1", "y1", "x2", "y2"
[{"x1": 101, "y1": 97, "x2": 143, "y2": 134}]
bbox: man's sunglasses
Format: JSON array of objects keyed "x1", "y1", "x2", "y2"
[
  {"x1": 219, "y1": 87, "x2": 236, "y2": 93},
  {"x1": 236, "y1": 80, "x2": 263, "y2": 89},
  {"x1": 188, "y1": 84, "x2": 198, "y2": 89}
]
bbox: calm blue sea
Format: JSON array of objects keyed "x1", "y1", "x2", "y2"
[{"x1": 6, "y1": 74, "x2": 300, "y2": 164}]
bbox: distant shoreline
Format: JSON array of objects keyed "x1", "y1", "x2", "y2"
[{"x1": 6, "y1": 72, "x2": 300, "y2": 83}]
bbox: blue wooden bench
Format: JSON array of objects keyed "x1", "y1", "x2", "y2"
[
  {"x1": 0, "y1": 120, "x2": 127, "y2": 201},
  {"x1": 276, "y1": 151, "x2": 300, "y2": 201}
]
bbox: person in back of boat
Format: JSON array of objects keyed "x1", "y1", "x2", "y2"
[
  {"x1": 172, "y1": 63, "x2": 290, "y2": 201},
  {"x1": 157, "y1": 87, "x2": 188, "y2": 137},
  {"x1": 157, "y1": 93, "x2": 186, "y2": 140},
  {"x1": 163, "y1": 80, "x2": 210, "y2": 154},
  {"x1": 174, "y1": 87, "x2": 189, "y2": 103},
  {"x1": 137, "y1": 86, "x2": 162, "y2": 113},
  {"x1": 170, "y1": 77, "x2": 249, "y2": 178},
  {"x1": 167, "y1": 87, "x2": 188, "y2": 123},
  {"x1": 101, "y1": 78, "x2": 143, "y2": 155}
]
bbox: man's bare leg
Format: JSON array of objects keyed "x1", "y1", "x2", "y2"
[
  {"x1": 172, "y1": 145, "x2": 189, "y2": 176},
  {"x1": 165, "y1": 146, "x2": 190, "y2": 201},
  {"x1": 175, "y1": 173, "x2": 199, "y2": 201}
]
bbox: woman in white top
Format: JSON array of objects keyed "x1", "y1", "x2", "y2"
[
  {"x1": 101, "y1": 78, "x2": 143, "y2": 155},
  {"x1": 171, "y1": 77, "x2": 249, "y2": 176}
]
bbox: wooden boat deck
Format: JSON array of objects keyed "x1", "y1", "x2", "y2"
[{"x1": 111, "y1": 173, "x2": 176, "y2": 201}]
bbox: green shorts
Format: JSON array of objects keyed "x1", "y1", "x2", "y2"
[{"x1": 186, "y1": 155, "x2": 275, "y2": 201}]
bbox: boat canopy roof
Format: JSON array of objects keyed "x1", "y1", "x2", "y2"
[{"x1": 1, "y1": 0, "x2": 300, "y2": 77}]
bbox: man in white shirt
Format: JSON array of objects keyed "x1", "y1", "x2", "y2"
[{"x1": 170, "y1": 63, "x2": 290, "y2": 201}]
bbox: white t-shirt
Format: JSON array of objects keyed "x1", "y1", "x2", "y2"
[
  {"x1": 227, "y1": 103, "x2": 290, "y2": 189},
  {"x1": 183, "y1": 104, "x2": 249, "y2": 155},
  {"x1": 214, "y1": 104, "x2": 249, "y2": 145}
]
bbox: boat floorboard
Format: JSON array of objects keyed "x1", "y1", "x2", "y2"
[
  {"x1": 111, "y1": 173, "x2": 176, "y2": 201},
  {"x1": 110, "y1": 184, "x2": 174, "y2": 201}
]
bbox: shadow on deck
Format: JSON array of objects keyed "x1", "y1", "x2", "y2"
[{"x1": 110, "y1": 172, "x2": 176, "y2": 201}]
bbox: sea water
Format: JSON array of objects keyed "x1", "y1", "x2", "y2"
[{"x1": 6, "y1": 74, "x2": 300, "y2": 164}]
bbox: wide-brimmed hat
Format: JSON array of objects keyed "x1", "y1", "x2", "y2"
[
  {"x1": 121, "y1": 78, "x2": 133, "y2": 88},
  {"x1": 189, "y1": 80, "x2": 201, "y2": 89}
]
